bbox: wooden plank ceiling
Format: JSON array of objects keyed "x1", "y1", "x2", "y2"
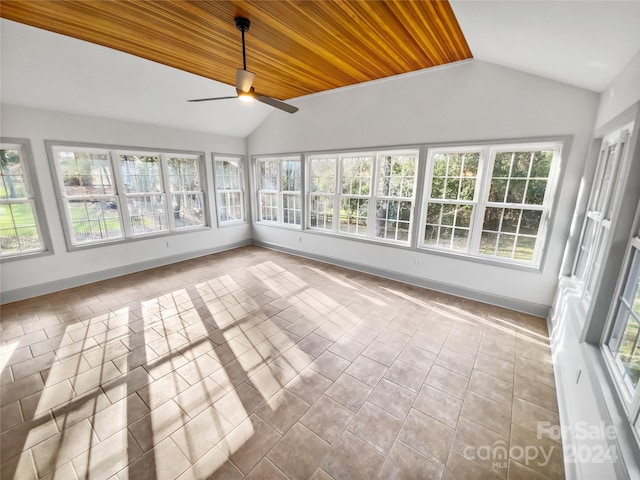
[{"x1": 0, "y1": 0, "x2": 472, "y2": 101}]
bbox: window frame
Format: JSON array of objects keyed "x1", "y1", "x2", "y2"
[
  {"x1": 602, "y1": 235, "x2": 640, "y2": 434},
  {"x1": 47, "y1": 141, "x2": 208, "y2": 251},
  {"x1": 418, "y1": 141, "x2": 563, "y2": 269},
  {"x1": 573, "y1": 127, "x2": 630, "y2": 305},
  {"x1": 255, "y1": 155, "x2": 303, "y2": 229},
  {"x1": 0, "y1": 138, "x2": 51, "y2": 260},
  {"x1": 212, "y1": 153, "x2": 247, "y2": 226},
  {"x1": 306, "y1": 148, "x2": 420, "y2": 246}
]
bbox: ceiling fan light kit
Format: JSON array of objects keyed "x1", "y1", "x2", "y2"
[{"x1": 188, "y1": 16, "x2": 298, "y2": 114}]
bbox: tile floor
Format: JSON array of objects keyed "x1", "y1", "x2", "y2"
[{"x1": 0, "y1": 246, "x2": 564, "y2": 479}]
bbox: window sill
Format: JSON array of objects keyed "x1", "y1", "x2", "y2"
[
  {"x1": 65, "y1": 225, "x2": 212, "y2": 252},
  {"x1": 0, "y1": 249, "x2": 53, "y2": 262},
  {"x1": 416, "y1": 244, "x2": 544, "y2": 273}
]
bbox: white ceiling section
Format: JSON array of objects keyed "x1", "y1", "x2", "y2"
[
  {"x1": 2, "y1": 2, "x2": 640, "y2": 138},
  {"x1": 0, "y1": 19, "x2": 274, "y2": 137},
  {"x1": 451, "y1": 0, "x2": 640, "y2": 92}
]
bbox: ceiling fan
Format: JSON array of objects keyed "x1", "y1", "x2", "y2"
[{"x1": 188, "y1": 16, "x2": 298, "y2": 114}]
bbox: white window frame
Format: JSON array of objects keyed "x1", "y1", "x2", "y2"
[
  {"x1": 573, "y1": 126, "x2": 631, "y2": 305},
  {"x1": 255, "y1": 155, "x2": 302, "y2": 228},
  {"x1": 603, "y1": 236, "x2": 640, "y2": 436},
  {"x1": 0, "y1": 139, "x2": 49, "y2": 259},
  {"x1": 48, "y1": 142, "x2": 207, "y2": 249},
  {"x1": 419, "y1": 141, "x2": 562, "y2": 268},
  {"x1": 306, "y1": 148, "x2": 419, "y2": 246},
  {"x1": 212, "y1": 154, "x2": 246, "y2": 226}
]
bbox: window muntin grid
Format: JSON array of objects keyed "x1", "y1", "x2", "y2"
[
  {"x1": 256, "y1": 156, "x2": 301, "y2": 226},
  {"x1": 214, "y1": 155, "x2": 244, "y2": 224},
  {"x1": 0, "y1": 144, "x2": 46, "y2": 256},
  {"x1": 51, "y1": 145, "x2": 206, "y2": 247},
  {"x1": 421, "y1": 143, "x2": 560, "y2": 266},
  {"x1": 307, "y1": 150, "x2": 418, "y2": 244}
]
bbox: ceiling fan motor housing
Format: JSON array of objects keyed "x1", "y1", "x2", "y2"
[{"x1": 235, "y1": 16, "x2": 250, "y2": 33}]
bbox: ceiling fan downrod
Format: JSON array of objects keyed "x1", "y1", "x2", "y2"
[{"x1": 235, "y1": 16, "x2": 250, "y2": 71}]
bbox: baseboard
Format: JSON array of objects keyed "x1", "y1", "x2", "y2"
[
  {"x1": 252, "y1": 240, "x2": 550, "y2": 317},
  {"x1": 1, "y1": 240, "x2": 252, "y2": 305}
]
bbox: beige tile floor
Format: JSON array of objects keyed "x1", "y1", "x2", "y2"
[{"x1": 0, "y1": 246, "x2": 564, "y2": 480}]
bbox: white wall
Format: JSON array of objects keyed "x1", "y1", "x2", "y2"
[
  {"x1": 596, "y1": 50, "x2": 640, "y2": 130},
  {"x1": 248, "y1": 59, "x2": 599, "y2": 313},
  {"x1": 1, "y1": 104, "x2": 250, "y2": 302}
]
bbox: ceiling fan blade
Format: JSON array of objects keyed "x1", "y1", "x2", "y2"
[
  {"x1": 255, "y1": 94, "x2": 299, "y2": 114},
  {"x1": 187, "y1": 96, "x2": 238, "y2": 102},
  {"x1": 236, "y1": 69, "x2": 256, "y2": 93}
]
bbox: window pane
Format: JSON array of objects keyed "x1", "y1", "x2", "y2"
[
  {"x1": 215, "y1": 158, "x2": 241, "y2": 190},
  {"x1": 127, "y1": 195, "x2": 167, "y2": 235},
  {"x1": 444, "y1": 178, "x2": 460, "y2": 200},
  {"x1": 453, "y1": 228, "x2": 469, "y2": 251},
  {"x1": 377, "y1": 153, "x2": 416, "y2": 198},
  {"x1": 520, "y1": 210, "x2": 542, "y2": 235},
  {"x1": 515, "y1": 236, "x2": 536, "y2": 261},
  {"x1": 259, "y1": 160, "x2": 279, "y2": 190},
  {"x1": 120, "y1": 155, "x2": 162, "y2": 194},
  {"x1": 342, "y1": 156, "x2": 372, "y2": 196},
  {"x1": 492, "y1": 153, "x2": 512, "y2": 177},
  {"x1": 310, "y1": 157, "x2": 336, "y2": 194},
  {"x1": 340, "y1": 197, "x2": 368, "y2": 235},
  {"x1": 0, "y1": 203, "x2": 43, "y2": 255},
  {"x1": 168, "y1": 157, "x2": 201, "y2": 192},
  {"x1": 282, "y1": 193, "x2": 301, "y2": 225},
  {"x1": 594, "y1": 144, "x2": 617, "y2": 212},
  {"x1": 497, "y1": 233, "x2": 516, "y2": 258},
  {"x1": 609, "y1": 251, "x2": 640, "y2": 391},
  {"x1": 489, "y1": 179, "x2": 507, "y2": 203},
  {"x1": 511, "y1": 152, "x2": 532, "y2": 177},
  {"x1": 282, "y1": 161, "x2": 301, "y2": 192},
  {"x1": 455, "y1": 205, "x2": 473, "y2": 228},
  {"x1": 374, "y1": 200, "x2": 411, "y2": 241},
  {"x1": 501, "y1": 209, "x2": 520, "y2": 234},
  {"x1": 615, "y1": 314, "x2": 640, "y2": 389},
  {"x1": 439, "y1": 226, "x2": 453, "y2": 248},
  {"x1": 1, "y1": 149, "x2": 28, "y2": 199},
  {"x1": 479, "y1": 231, "x2": 498, "y2": 255},
  {"x1": 531, "y1": 151, "x2": 552, "y2": 177},
  {"x1": 172, "y1": 193, "x2": 204, "y2": 228},
  {"x1": 260, "y1": 192, "x2": 278, "y2": 221},
  {"x1": 441, "y1": 204, "x2": 456, "y2": 226},
  {"x1": 57, "y1": 151, "x2": 114, "y2": 196},
  {"x1": 483, "y1": 207, "x2": 502, "y2": 232},
  {"x1": 431, "y1": 152, "x2": 479, "y2": 202},
  {"x1": 507, "y1": 179, "x2": 526, "y2": 203},
  {"x1": 424, "y1": 224, "x2": 438, "y2": 246},
  {"x1": 68, "y1": 199, "x2": 123, "y2": 243},
  {"x1": 525, "y1": 180, "x2": 547, "y2": 205},
  {"x1": 214, "y1": 156, "x2": 243, "y2": 224},
  {"x1": 426, "y1": 203, "x2": 442, "y2": 224},
  {"x1": 217, "y1": 192, "x2": 243, "y2": 223},
  {"x1": 1, "y1": 145, "x2": 46, "y2": 256},
  {"x1": 310, "y1": 195, "x2": 334, "y2": 230}
]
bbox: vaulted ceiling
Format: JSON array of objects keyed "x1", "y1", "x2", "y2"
[{"x1": 0, "y1": 0, "x2": 472, "y2": 101}]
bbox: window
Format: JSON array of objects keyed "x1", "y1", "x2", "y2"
[
  {"x1": 420, "y1": 142, "x2": 561, "y2": 267},
  {"x1": 607, "y1": 239, "x2": 640, "y2": 400},
  {"x1": 1, "y1": 141, "x2": 46, "y2": 257},
  {"x1": 307, "y1": 149, "x2": 418, "y2": 244},
  {"x1": 574, "y1": 126, "x2": 630, "y2": 303},
  {"x1": 213, "y1": 155, "x2": 245, "y2": 224},
  {"x1": 256, "y1": 156, "x2": 302, "y2": 226},
  {"x1": 50, "y1": 144, "x2": 206, "y2": 248}
]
